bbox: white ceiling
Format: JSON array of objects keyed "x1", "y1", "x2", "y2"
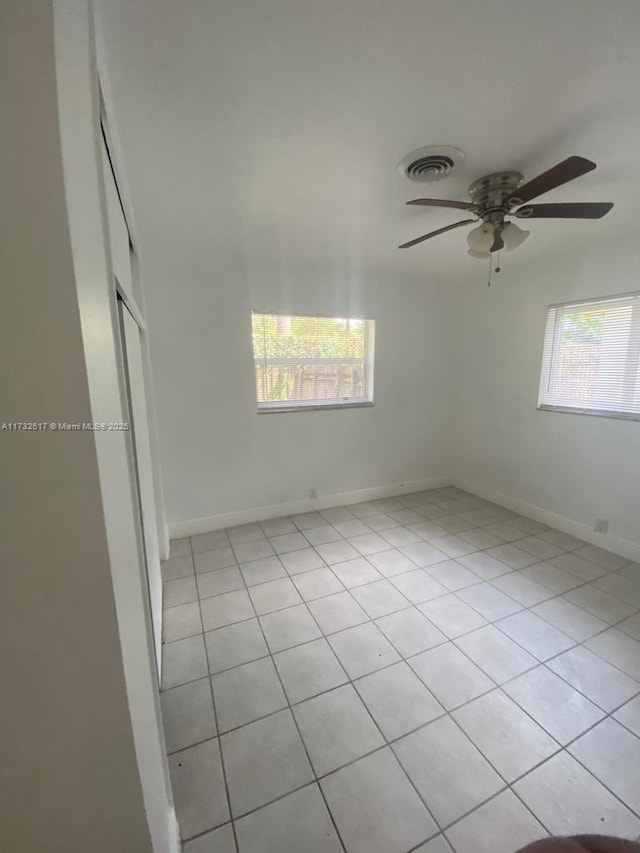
[{"x1": 96, "y1": 0, "x2": 640, "y2": 285}]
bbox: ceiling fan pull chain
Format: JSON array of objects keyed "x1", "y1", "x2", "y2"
[
  {"x1": 487, "y1": 253, "x2": 492, "y2": 287},
  {"x1": 495, "y1": 250, "x2": 501, "y2": 274}
]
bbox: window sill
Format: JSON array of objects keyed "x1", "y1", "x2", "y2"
[
  {"x1": 537, "y1": 404, "x2": 640, "y2": 422},
  {"x1": 257, "y1": 401, "x2": 374, "y2": 415}
]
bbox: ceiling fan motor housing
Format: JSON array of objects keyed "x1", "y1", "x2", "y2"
[{"x1": 468, "y1": 171, "x2": 524, "y2": 224}]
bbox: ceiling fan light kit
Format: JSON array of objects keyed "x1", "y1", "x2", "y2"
[{"x1": 398, "y1": 155, "x2": 614, "y2": 266}]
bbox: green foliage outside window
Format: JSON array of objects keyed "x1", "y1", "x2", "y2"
[{"x1": 252, "y1": 314, "x2": 366, "y2": 360}]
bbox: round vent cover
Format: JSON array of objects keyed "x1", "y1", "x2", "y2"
[{"x1": 398, "y1": 145, "x2": 464, "y2": 183}]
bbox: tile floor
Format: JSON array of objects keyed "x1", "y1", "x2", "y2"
[{"x1": 159, "y1": 487, "x2": 640, "y2": 853}]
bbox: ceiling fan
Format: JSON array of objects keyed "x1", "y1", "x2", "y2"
[{"x1": 398, "y1": 156, "x2": 613, "y2": 257}]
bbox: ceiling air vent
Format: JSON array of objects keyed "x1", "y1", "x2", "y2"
[{"x1": 398, "y1": 145, "x2": 464, "y2": 183}]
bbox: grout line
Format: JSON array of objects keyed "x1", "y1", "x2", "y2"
[
  {"x1": 196, "y1": 590, "x2": 240, "y2": 853},
  {"x1": 231, "y1": 548, "x2": 349, "y2": 853}
]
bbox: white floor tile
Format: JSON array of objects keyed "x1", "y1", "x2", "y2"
[
  {"x1": 292, "y1": 567, "x2": 345, "y2": 601},
  {"x1": 221, "y1": 710, "x2": 313, "y2": 817},
  {"x1": 565, "y1": 585, "x2": 637, "y2": 625},
  {"x1": 163, "y1": 576, "x2": 198, "y2": 609},
  {"x1": 452, "y1": 689, "x2": 557, "y2": 781},
  {"x1": 303, "y1": 524, "x2": 343, "y2": 546},
  {"x1": 569, "y1": 717, "x2": 640, "y2": 814},
  {"x1": 418, "y1": 593, "x2": 487, "y2": 638},
  {"x1": 227, "y1": 522, "x2": 265, "y2": 545},
  {"x1": 233, "y1": 539, "x2": 275, "y2": 563},
  {"x1": 328, "y1": 622, "x2": 400, "y2": 678},
  {"x1": 575, "y1": 545, "x2": 629, "y2": 571},
  {"x1": 551, "y1": 553, "x2": 608, "y2": 582},
  {"x1": 425, "y1": 560, "x2": 480, "y2": 592},
  {"x1": 347, "y1": 532, "x2": 391, "y2": 557},
  {"x1": 163, "y1": 601, "x2": 202, "y2": 643},
  {"x1": 389, "y1": 568, "x2": 448, "y2": 604},
  {"x1": 205, "y1": 619, "x2": 268, "y2": 673},
  {"x1": 532, "y1": 597, "x2": 608, "y2": 642},
  {"x1": 368, "y1": 548, "x2": 421, "y2": 578},
  {"x1": 457, "y1": 584, "x2": 523, "y2": 621},
  {"x1": 259, "y1": 604, "x2": 322, "y2": 653},
  {"x1": 409, "y1": 642, "x2": 494, "y2": 711},
  {"x1": 321, "y1": 748, "x2": 438, "y2": 853},
  {"x1": 169, "y1": 739, "x2": 229, "y2": 839},
  {"x1": 191, "y1": 530, "x2": 229, "y2": 555},
  {"x1": 520, "y1": 563, "x2": 582, "y2": 594},
  {"x1": 585, "y1": 628, "x2": 640, "y2": 680},
  {"x1": 235, "y1": 784, "x2": 342, "y2": 853},
  {"x1": 197, "y1": 567, "x2": 245, "y2": 599},
  {"x1": 162, "y1": 555, "x2": 195, "y2": 582},
  {"x1": 393, "y1": 715, "x2": 503, "y2": 826},
  {"x1": 350, "y1": 579, "x2": 411, "y2": 618},
  {"x1": 315, "y1": 540, "x2": 361, "y2": 565},
  {"x1": 485, "y1": 544, "x2": 537, "y2": 570},
  {"x1": 162, "y1": 634, "x2": 209, "y2": 689},
  {"x1": 195, "y1": 547, "x2": 237, "y2": 574},
  {"x1": 293, "y1": 684, "x2": 384, "y2": 776},
  {"x1": 496, "y1": 610, "x2": 575, "y2": 661},
  {"x1": 614, "y1": 695, "x2": 640, "y2": 737},
  {"x1": 355, "y1": 661, "x2": 444, "y2": 740},
  {"x1": 307, "y1": 591, "x2": 368, "y2": 635},
  {"x1": 455, "y1": 625, "x2": 537, "y2": 684},
  {"x1": 248, "y1": 578, "x2": 303, "y2": 615},
  {"x1": 183, "y1": 823, "x2": 235, "y2": 853},
  {"x1": 274, "y1": 638, "x2": 347, "y2": 704},
  {"x1": 618, "y1": 612, "x2": 640, "y2": 640},
  {"x1": 503, "y1": 665, "x2": 604, "y2": 744},
  {"x1": 458, "y1": 551, "x2": 512, "y2": 580},
  {"x1": 280, "y1": 547, "x2": 326, "y2": 575},
  {"x1": 375, "y1": 607, "x2": 446, "y2": 657},
  {"x1": 201, "y1": 590, "x2": 254, "y2": 631},
  {"x1": 260, "y1": 516, "x2": 296, "y2": 537},
  {"x1": 259, "y1": 533, "x2": 303, "y2": 558},
  {"x1": 547, "y1": 645, "x2": 639, "y2": 712},
  {"x1": 331, "y1": 557, "x2": 383, "y2": 589},
  {"x1": 161, "y1": 678, "x2": 216, "y2": 753},
  {"x1": 490, "y1": 573, "x2": 554, "y2": 607},
  {"x1": 169, "y1": 538, "x2": 191, "y2": 559},
  {"x1": 445, "y1": 790, "x2": 547, "y2": 853},
  {"x1": 239, "y1": 557, "x2": 286, "y2": 587},
  {"x1": 400, "y1": 541, "x2": 448, "y2": 568},
  {"x1": 212, "y1": 657, "x2": 286, "y2": 732},
  {"x1": 513, "y1": 751, "x2": 640, "y2": 836}
]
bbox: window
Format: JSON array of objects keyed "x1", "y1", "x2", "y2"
[
  {"x1": 252, "y1": 312, "x2": 375, "y2": 412},
  {"x1": 538, "y1": 291, "x2": 640, "y2": 419}
]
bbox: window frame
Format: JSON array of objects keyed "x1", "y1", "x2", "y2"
[
  {"x1": 251, "y1": 312, "x2": 376, "y2": 414},
  {"x1": 537, "y1": 290, "x2": 640, "y2": 422}
]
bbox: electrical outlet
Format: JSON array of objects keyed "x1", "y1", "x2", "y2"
[
  {"x1": 308, "y1": 487, "x2": 317, "y2": 500},
  {"x1": 595, "y1": 518, "x2": 609, "y2": 534}
]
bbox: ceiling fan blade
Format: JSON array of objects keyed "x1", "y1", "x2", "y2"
[
  {"x1": 407, "y1": 198, "x2": 477, "y2": 211},
  {"x1": 508, "y1": 156, "x2": 597, "y2": 205},
  {"x1": 515, "y1": 202, "x2": 613, "y2": 219},
  {"x1": 398, "y1": 218, "x2": 476, "y2": 249}
]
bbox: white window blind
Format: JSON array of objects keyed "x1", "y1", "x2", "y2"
[
  {"x1": 251, "y1": 313, "x2": 375, "y2": 411},
  {"x1": 538, "y1": 291, "x2": 640, "y2": 419}
]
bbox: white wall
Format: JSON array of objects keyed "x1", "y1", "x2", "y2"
[
  {"x1": 0, "y1": 2, "x2": 156, "y2": 850},
  {"x1": 453, "y1": 239, "x2": 640, "y2": 552},
  {"x1": 145, "y1": 251, "x2": 454, "y2": 529}
]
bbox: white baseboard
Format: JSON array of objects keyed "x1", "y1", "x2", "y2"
[
  {"x1": 451, "y1": 476, "x2": 640, "y2": 564},
  {"x1": 169, "y1": 476, "x2": 451, "y2": 539}
]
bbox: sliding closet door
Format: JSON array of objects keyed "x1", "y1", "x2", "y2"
[{"x1": 119, "y1": 300, "x2": 163, "y2": 676}]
